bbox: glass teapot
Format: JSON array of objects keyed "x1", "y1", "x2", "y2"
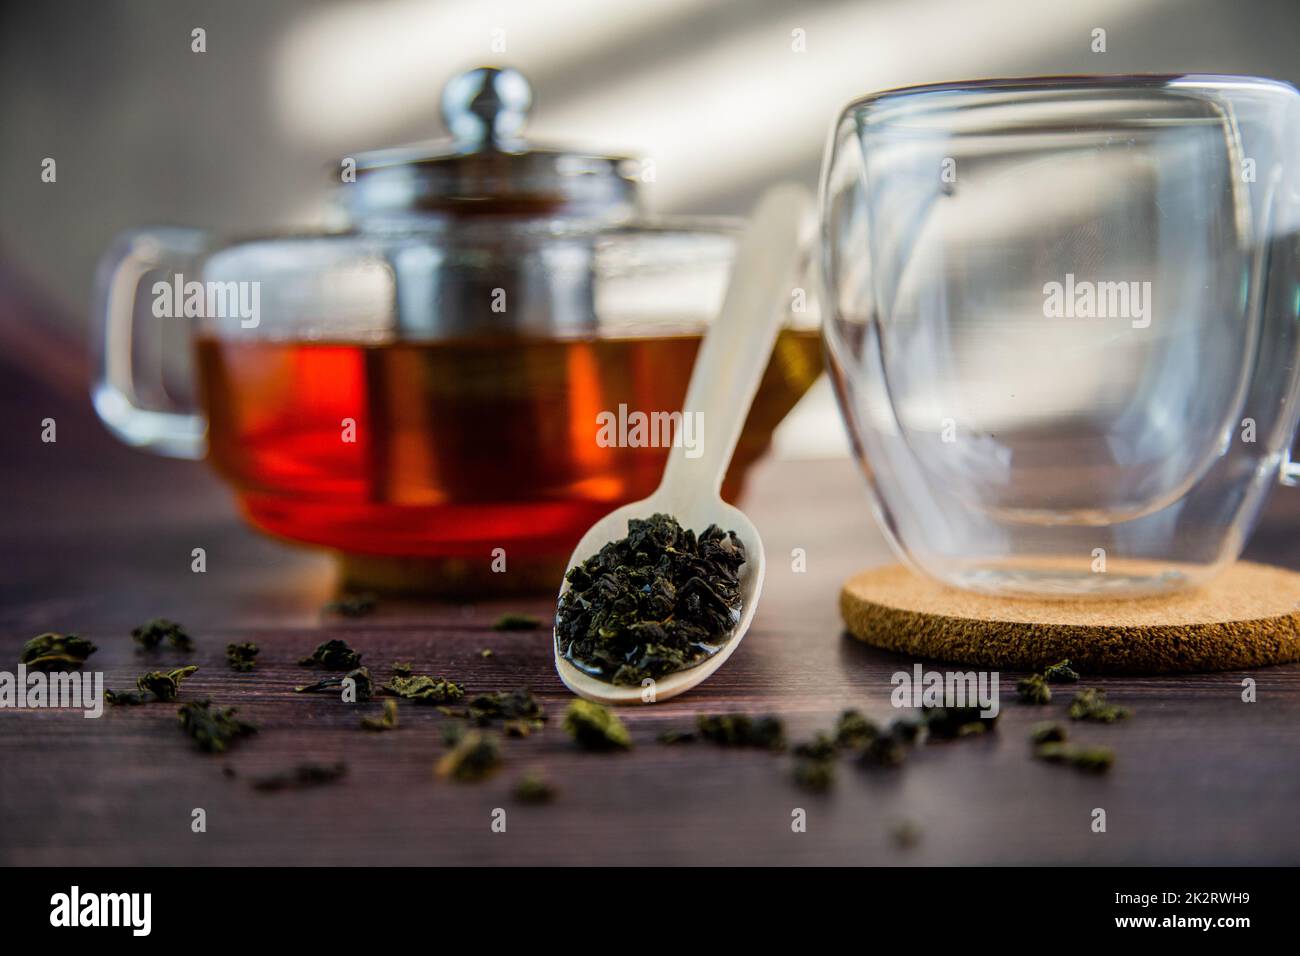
[{"x1": 91, "y1": 67, "x2": 821, "y2": 594}]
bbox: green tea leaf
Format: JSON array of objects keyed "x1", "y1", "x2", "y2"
[
  {"x1": 132, "y1": 619, "x2": 193, "y2": 651},
  {"x1": 226, "y1": 642, "x2": 259, "y2": 672},
  {"x1": 563, "y1": 700, "x2": 631, "y2": 751},
  {"x1": 20, "y1": 633, "x2": 97, "y2": 672},
  {"x1": 298, "y1": 639, "x2": 362, "y2": 670},
  {"x1": 555, "y1": 514, "x2": 746, "y2": 685},
  {"x1": 177, "y1": 700, "x2": 256, "y2": 753}
]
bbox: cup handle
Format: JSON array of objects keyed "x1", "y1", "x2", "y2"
[
  {"x1": 1282, "y1": 440, "x2": 1300, "y2": 487},
  {"x1": 90, "y1": 228, "x2": 208, "y2": 459}
]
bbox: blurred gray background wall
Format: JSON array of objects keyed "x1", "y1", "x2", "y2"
[{"x1": 3, "y1": 0, "x2": 1299, "y2": 328}]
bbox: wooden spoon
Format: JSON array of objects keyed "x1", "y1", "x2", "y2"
[{"x1": 553, "y1": 183, "x2": 811, "y2": 704}]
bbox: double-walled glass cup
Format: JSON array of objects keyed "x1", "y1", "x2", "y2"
[{"x1": 821, "y1": 75, "x2": 1300, "y2": 597}]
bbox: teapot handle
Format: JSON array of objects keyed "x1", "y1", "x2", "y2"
[{"x1": 90, "y1": 228, "x2": 208, "y2": 459}]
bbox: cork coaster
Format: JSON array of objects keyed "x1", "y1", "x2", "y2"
[{"x1": 841, "y1": 562, "x2": 1300, "y2": 673}]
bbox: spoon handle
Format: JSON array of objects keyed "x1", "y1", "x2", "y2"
[{"x1": 660, "y1": 183, "x2": 811, "y2": 499}]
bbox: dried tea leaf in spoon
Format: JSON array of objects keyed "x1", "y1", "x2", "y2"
[{"x1": 556, "y1": 513, "x2": 746, "y2": 686}]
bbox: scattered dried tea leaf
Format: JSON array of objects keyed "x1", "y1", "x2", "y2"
[
  {"x1": 104, "y1": 689, "x2": 153, "y2": 706},
  {"x1": 1068, "y1": 688, "x2": 1131, "y2": 723},
  {"x1": 480, "y1": 648, "x2": 494, "y2": 659},
  {"x1": 226, "y1": 642, "x2": 258, "y2": 672},
  {"x1": 513, "y1": 773, "x2": 556, "y2": 804},
  {"x1": 502, "y1": 719, "x2": 535, "y2": 738},
  {"x1": 887, "y1": 713, "x2": 928, "y2": 746},
  {"x1": 563, "y1": 700, "x2": 632, "y2": 751},
  {"x1": 441, "y1": 722, "x2": 466, "y2": 747},
  {"x1": 922, "y1": 705, "x2": 998, "y2": 739},
  {"x1": 20, "y1": 633, "x2": 97, "y2": 671},
  {"x1": 891, "y1": 820, "x2": 922, "y2": 849},
  {"x1": 177, "y1": 700, "x2": 256, "y2": 753},
  {"x1": 833, "y1": 708, "x2": 879, "y2": 748},
  {"x1": 859, "y1": 733, "x2": 907, "y2": 768},
  {"x1": 1067, "y1": 746, "x2": 1115, "y2": 773},
  {"x1": 436, "y1": 731, "x2": 501, "y2": 781},
  {"x1": 391, "y1": 661, "x2": 413, "y2": 676},
  {"x1": 1034, "y1": 741, "x2": 1114, "y2": 773},
  {"x1": 555, "y1": 513, "x2": 746, "y2": 685},
  {"x1": 252, "y1": 761, "x2": 347, "y2": 791},
  {"x1": 1017, "y1": 674, "x2": 1051, "y2": 705},
  {"x1": 1030, "y1": 721, "x2": 1068, "y2": 745},
  {"x1": 657, "y1": 729, "x2": 697, "y2": 745},
  {"x1": 1044, "y1": 659, "x2": 1080, "y2": 683},
  {"x1": 792, "y1": 733, "x2": 836, "y2": 760},
  {"x1": 107, "y1": 665, "x2": 199, "y2": 706},
  {"x1": 298, "y1": 639, "x2": 362, "y2": 670},
  {"x1": 138, "y1": 665, "x2": 198, "y2": 702},
  {"x1": 324, "y1": 593, "x2": 376, "y2": 617},
  {"x1": 492, "y1": 613, "x2": 541, "y2": 631},
  {"x1": 296, "y1": 666, "x2": 373, "y2": 700},
  {"x1": 132, "y1": 618, "x2": 193, "y2": 651},
  {"x1": 383, "y1": 674, "x2": 464, "y2": 704},
  {"x1": 360, "y1": 698, "x2": 399, "y2": 731},
  {"x1": 467, "y1": 689, "x2": 545, "y2": 727},
  {"x1": 696, "y1": 714, "x2": 785, "y2": 750},
  {"x1": 792, "y1": 757, "x2": 835, "y2": 793},
  {"x1": 858, "y1": 715, "x2": 931, "y2": 769}
]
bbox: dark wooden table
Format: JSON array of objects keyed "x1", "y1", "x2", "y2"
[{"x1": 2, "y1": 309, "x2": 1299, "y2": 866}]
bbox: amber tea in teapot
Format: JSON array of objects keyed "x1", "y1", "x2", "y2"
[{"x1": 196, "y1": 328, "x2": 820, "y2": 584}]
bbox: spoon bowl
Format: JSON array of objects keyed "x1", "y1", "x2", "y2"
[
  {"x1": 554, "y1": 492, "x2": 765, "y2": 705},
  {"x1": 553, "y1": 184, "x2": 809, "y2": 705}
]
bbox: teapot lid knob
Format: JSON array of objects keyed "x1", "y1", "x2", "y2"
[
  {"x1": 441, "y1": 66, "x2": 532, "y2": 150},
  {"x1": 344, "y1": 65, "x2": 636, "y2": 219}
]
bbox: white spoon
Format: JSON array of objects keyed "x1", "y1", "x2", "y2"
[{"x1": 553, "y1": 183, "x2": 812, "y2": 705}]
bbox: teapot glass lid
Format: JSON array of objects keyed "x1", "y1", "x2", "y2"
[{"x1": 341, "y1": 66, "x2": 639, "y2": 219}]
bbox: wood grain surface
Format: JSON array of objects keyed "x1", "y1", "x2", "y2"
[{"x1": 2, "y1": 299, "x2": 1299, "y2": 866}]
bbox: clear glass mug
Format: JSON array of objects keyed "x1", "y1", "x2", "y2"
[{"x1": 821, "y1": 75, "x2": 1300, "y2": 597}]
